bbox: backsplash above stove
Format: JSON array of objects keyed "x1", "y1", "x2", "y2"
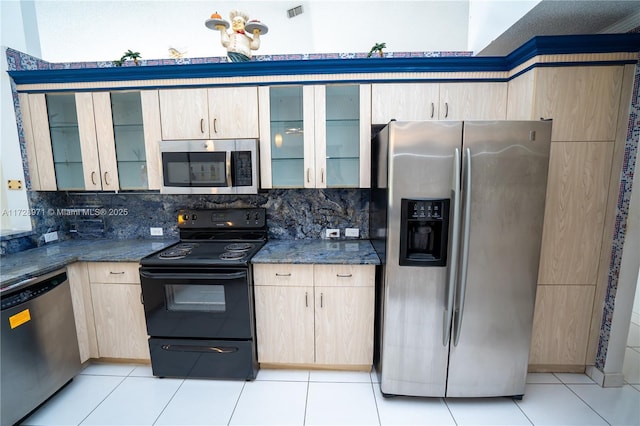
[{"x1": 0, "y1": 189, "x2": 369, "y2": 255}]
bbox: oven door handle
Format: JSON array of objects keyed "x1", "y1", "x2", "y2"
[{"x1": 139, "y1": 271, "x2": 247, "y2": 281}]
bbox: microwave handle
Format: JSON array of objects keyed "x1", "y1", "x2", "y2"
[{"x1": 226, "y1": 151, "x2": 233, "y2": 187}]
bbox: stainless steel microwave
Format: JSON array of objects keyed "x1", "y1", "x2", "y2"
[{"x1": 160, "y1": 139, "x2": 259, "y2": 194}]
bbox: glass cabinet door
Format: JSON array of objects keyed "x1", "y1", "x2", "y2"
[
  {"x1": 324, "y1": 85, "x2": 360, "y2": 187},
  {"x1": 46, "y1": 94, "x2": 84, "y2": 190},
  {"x1": 110, "y1": 92, "x2": 148, "y2": 190},
  {"x1": 269, "y1": 86, "x2": 304, "y2": 187}
]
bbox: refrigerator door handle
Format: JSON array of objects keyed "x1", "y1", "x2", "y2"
[
  {"x1": 444, "y1": 148, "x2": 461, "y2": 346},
  {"x1": 453, "y1": 147, "x2": 472, "y2": 346}
]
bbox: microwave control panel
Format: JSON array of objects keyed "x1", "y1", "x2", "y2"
[{"x1": 232, "y1": 151, "x2": 253, "y2": 187}]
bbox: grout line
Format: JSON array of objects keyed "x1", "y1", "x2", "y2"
[
  {"x1": 512, "y1": 394, "x2": 535, "y2": 426},
  {"x1": 78, "y1": 374, "x2": 129, "y2": 425},
  {"x1": 562, "y1": 382, "x2": 612, "y2": 426},
  {"x1": 151, "y1": 377, "x2": 186, "y2": 425},
  {"x1": 227, "y1": 380, "x2": 247, "y2": 426},
  {"x1": 369, "y1": 381, "x2": 382, "y2": 426},
  {"x1": 442, "y1": 398, "x2": 459, "y2": 426},
  {"x1": 303, "y1": 376, "x2": 310, "y2": 426}
]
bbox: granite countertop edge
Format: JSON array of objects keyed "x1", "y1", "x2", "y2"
[
  {"x1": 0, "y1": 238, "x2": 178, "y2": 288},
  {"x1": 251, "y1": 239, "x2": 381, "y2": 265}
]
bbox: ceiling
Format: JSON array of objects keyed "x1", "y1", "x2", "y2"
[{"x1": 477, "y1": 0, "x2": 640, "y2": 56}]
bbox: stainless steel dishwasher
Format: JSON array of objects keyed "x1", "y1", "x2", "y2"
[{"x1": 1, "y1": 268, "x2": 82, "y2": 425}]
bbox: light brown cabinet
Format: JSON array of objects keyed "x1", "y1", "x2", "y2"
[
  {"x1": 507, "y1": 63, "x2": 630, "y2": 371},
  {"x1": 20, "y1": 91, "x2": 160, "y2": 191},
  {"x1": 158, "y1": 87, "x2": 259, "y2": 140},
  {"x1": 87, "y1": 262, "x2": 150, "y2": 360},
  {"x1": 253, "y1": 263, "x2": 375, "y2": 368},
  {"x1": 371, "y1": 82, "x2": 507, "y2": 123}
]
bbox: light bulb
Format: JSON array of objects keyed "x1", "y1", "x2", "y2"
[{"x1": 275, "y1": 133, "x2": 283, "y2": 148}]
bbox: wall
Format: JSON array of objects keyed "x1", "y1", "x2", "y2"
[
  {"x1": 0, "y1": 0, "x2": 40, "y2": 233},
  {"x1": 32, "y1": 0, "x2": 471, "y2": 63}
]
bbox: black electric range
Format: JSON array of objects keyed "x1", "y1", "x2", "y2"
[{"x1": 139, "y1": 207, "x2": 266, "y2": 380}]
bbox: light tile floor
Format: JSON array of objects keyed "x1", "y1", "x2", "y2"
[{"x1": 20, "y1": 361, "x2": 640, "y2": 426}]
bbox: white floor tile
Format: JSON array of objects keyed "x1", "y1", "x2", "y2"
[
  {"x1": 446, "y1": 397, "x2": 531, "y2": 426},
  {"x1": 373, "y1": 384, "x2": 455, "y2": 426},
  {"x1": 623, "y1": 347, "x2": 640, "y2": 384},
  {"x1": 255, "y1": 368, "x2": 310, "y2": 382},
  {"x1": 516, "y1": 384, "x2": 607, "y2": 425},
  {"x1": 569, "y1": 384, "x2": 640, "y2": 426},
  {"x1": 526, "y1": 373, "x2": 561, "y2": 384},
  {"x1": 21, "y1": 375, "x2": 123, "y2": 426},
  {"x1": 128, "y1": 364, "x2": 154, "y2": 377},
  {"x1": 80, "y1": 362, "x2": 137, "y2": 377},
  {"x1": 554, "y1": 373, "x2": 596, "y2": 384},
  {"x1": 229, "y1": 381, "x2": 307, "y2": 425},
  {"x1": 628, "y1": 322, "x2": 640, "y2": 347},
  {"x1": 155, "y1": 379, "x2": 244, "y2": 425},
  {"x1": 306, "y1": 382, "x2": 379, "y2": 425},
  {"x1": 309, "y1": 369, "x2": 372, "y2": 383},
  {"x1": 80, "y1": 376, "x2": 182, "y2": 425}
]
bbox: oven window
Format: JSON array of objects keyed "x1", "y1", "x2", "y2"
[
  {"x1": 162, "y1": 152, "x2": 228, "y2": 187},
  {"x1": 165, "y1": 284, "x2": 226, "y2": 312}
]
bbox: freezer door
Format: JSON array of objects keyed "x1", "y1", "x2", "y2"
[
  {"x1": 379, "y1": 121, "x2": 462, "y2": 397},
  {"x1": 446, "y1": 120, "x2": 551, "y2": 397}
]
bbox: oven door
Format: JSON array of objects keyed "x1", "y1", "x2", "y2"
[{"x1": 139, "y1": 267, "x2": 253, "y2": 339}]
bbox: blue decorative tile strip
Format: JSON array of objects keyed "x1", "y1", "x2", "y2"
[{"x1": 595, "y1": 56, "x2": 640, "y2": 369}]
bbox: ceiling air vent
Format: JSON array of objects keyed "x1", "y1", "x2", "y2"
[{"x1": 287, "y1": 5, "x2": 303, "y2": 18}]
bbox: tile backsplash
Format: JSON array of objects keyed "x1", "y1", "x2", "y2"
[{"x1": 0, "y1": 189, "x2": 369, "y2": 256}]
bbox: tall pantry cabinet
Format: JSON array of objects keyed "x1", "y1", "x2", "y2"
[{"x1": 507, "y1": 65, "x2": 634, "y2": 371}]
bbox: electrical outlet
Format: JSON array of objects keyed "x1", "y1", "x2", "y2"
[
  {"x1": 345, "y1": 228, "x2": 359, "y2": 238},
  {"x1": 43, "y1": 231, "x2": 58, "y2": 243},
  {"x1": 325, "y1": 228, "x2": 339, "y2": 239},
  {"x1": 150, "y1": 227, "x2": 163, "y2": 236}
]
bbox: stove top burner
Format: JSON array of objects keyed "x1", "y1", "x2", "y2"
[
  {"x1": 225, "y1": 243, "x2": 254, "y2": 252},
  {"x1": 219, "y1": 251, "x2": 247, "y2": 261},
  {"x1": 158, "y1": 243, "x2": 200, "y2": 260}
]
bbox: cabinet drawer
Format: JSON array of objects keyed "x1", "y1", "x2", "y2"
[
  {"x1": 87, "y1": 262, "x2": 140, "y2": 284},
  {"x1": 314, "y1": 265, "x2": 375, "y2": 287},
  {"x1": 253, "y1": 264, "x2": 313, "y2": 286}
]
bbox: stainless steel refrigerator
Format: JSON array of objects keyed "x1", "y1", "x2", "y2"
[{"x1": 370, "y1": 120, "x2": 551, "y2": 398}]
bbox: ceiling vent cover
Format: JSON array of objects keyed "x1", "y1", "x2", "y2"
[{"x1": 287, "y1": 5, "x2": 303, "y2": 18}]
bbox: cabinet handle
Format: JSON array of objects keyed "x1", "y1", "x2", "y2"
[
  {"x1": 445, "y1": 102, "x2": 449, "y2": 118},
  {"x1": 91, "y1": 171, "x2": 97, "y2": 185},
  {"x1": 275, "y1": 273, "x2": 292, "y2": 277},
  {"x1": 430, "y1": 102, "x2": 434, "y2": 119},
  {"x1": 103, "y1": 171, "x2": 110, "y2": 186},
  {"x1": 213, "y1": 118, "x2": 218, "y2": 134},
  {"x1": 110, "y1": 271, "x2": 125, "y2": 275},
  {"x1": 320, "y1": 292, "x2": 324, "y2": 308},
  {"x1": 140, "y1": 292, "x2": 144, "y2": 305},
  {"x1": 307, "y1": 168, "x2": 311, "y2": 183},
  {"x1": 336, "y1": 274, "x2": 352, "y2": 278},
  {"x1": 200, "y1": 118, "x2": 205, "y2": 134},
  {"x1": 321, "y1": 168, "x2": 325, "y2": 184},
  {"x1": 305, "y1": 292, "x2": 308, "y2": 307}
]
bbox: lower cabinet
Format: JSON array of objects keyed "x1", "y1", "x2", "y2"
[
  {"x1": 253, "y1": 264, "x2": 375, "y2": 368},
  {"x1": 68, "y1": 262, "x2": 150, "y2": 362}
]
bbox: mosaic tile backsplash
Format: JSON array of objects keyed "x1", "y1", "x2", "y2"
[{"x1": 0, "y1": 189, "x2": 369, "y2": 255}]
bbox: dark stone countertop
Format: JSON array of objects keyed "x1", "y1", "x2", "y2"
[
  {"x1": 0, "y1": 239, "x2": 178, "y2": 288},
  {"x1": 251, "y1": 240, "x2": 380, "y2": 265}
]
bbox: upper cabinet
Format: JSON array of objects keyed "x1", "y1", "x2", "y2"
[
  {"x1": 371, "y1": 82, "x2": 507, "y2": 124},
  {"x1": 258, "y1": 84, "x2": 371, "y2": 189},
  {"x1": 158, "y1": 87, "x2": 259, "y2": 140},
  {"x1": 21, "y1": 91, "x2": 160, "y2": 191}
]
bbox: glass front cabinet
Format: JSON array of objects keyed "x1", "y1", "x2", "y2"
[
  {"x1": 20, "y1": 91, "x2": 161, "y2": 191},
  {"x1": 258, "y1": 84, "x2": 371, "y2": 189}
]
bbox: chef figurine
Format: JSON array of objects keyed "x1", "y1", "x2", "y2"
[{"x1": 207, "y1": 10, "x2": 267, "y2": 62}]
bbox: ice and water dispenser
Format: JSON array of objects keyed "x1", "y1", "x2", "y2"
[{"x1": 399, "y1": 198, "x2": 450, "y2": 267}]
